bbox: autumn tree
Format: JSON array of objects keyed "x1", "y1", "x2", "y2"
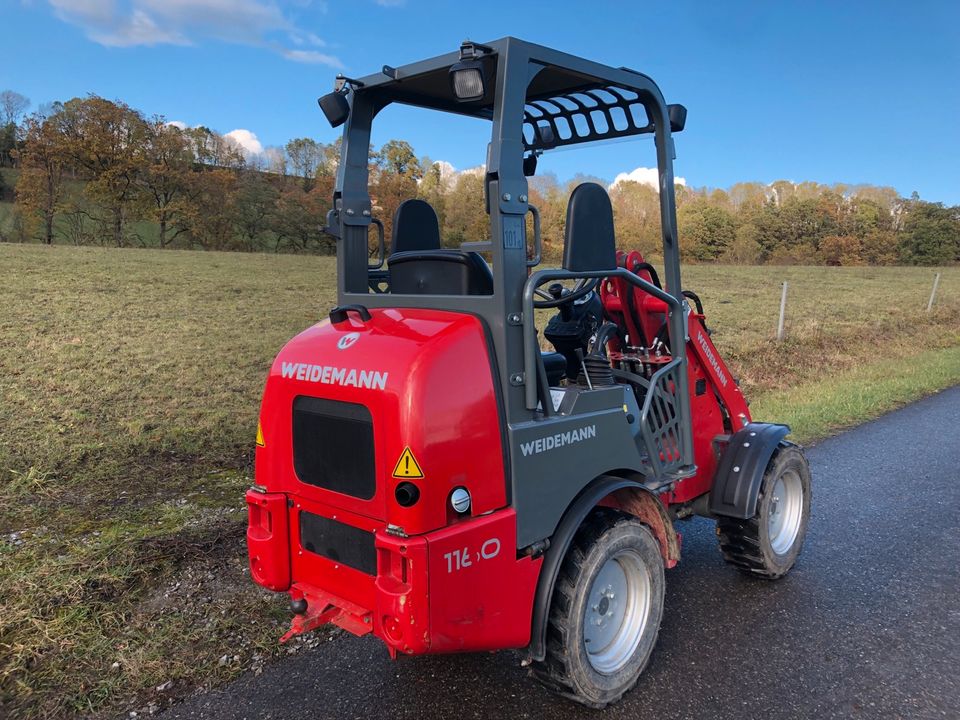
[
  {"x1": 285, "y1": 138, "x2": 325, "y2": 191},
  {"x1": 184, "y1": 168, "x2": 237, "y2": 250},
  {"x1": 273, "y1": 184, "x2": 333, "y2": 253},
  {"x1": 230, "y1": 171, "x2": 279, "y2": 251},
  {"x1": 727, "y1": 181, "x2": 767, "y2": 211},
  {"x1": 378, "y1": 140, "x2": 422, "y2": 179},
  {"x1": 369, "y1": 140, "x2": 422, "y2": 246},
  {"x1": 5, "y1": 91, "x2": 955, "y2": 266},
  {"x1": 860, "y1": 229, "x2": 898, "y2": 265},
  {"x1": 897, "y1": 201, "x2": 960, "y2": 265},
  {"x1": 0, "y1": 121, "x2": 18, "y2": 168},
  {"x1": 443, "y1": 171, "x2": 487, "y2": 244},
  {"x1": 185, "y1": 126, "x2": 245, "y2": 169},
  {"x1": 723, "y1": 223, "x2": 762, "y2": 264},
  {"x1": 527, "y1": 173, "x2": 567, "y2": 256},
  {"x1": 819, "y1": 235, "x2": 862, "y2": 265},
  {"x1": 677, "y1": 200, "x2": 736, "y2": 261},
  {"x1": 417, "y1": 160, "x2": 448, "y2": 231},
  {"x1": 14, "y1": 113, "x2": 66, "y2": 244},
  {"x1": 139, "y1": 118, "x2": 196, "y2": 247},
  {"x1": 610, "y1": 180, "x2": 662, "y2": 258},
  {"x1": 53, "y1": 97, "x2": 148, "y2": 247}
]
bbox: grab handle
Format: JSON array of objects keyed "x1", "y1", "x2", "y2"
[{"x1": 329, "y1": 304, "x2": 372, "y2": 324}]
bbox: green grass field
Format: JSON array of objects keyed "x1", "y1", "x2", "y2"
[{"x1": 2, "y1": 243, "x2": 958, "y2": 718}]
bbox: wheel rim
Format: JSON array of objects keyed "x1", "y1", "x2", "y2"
[
  {"x1": 767, "y1": 469, "x2": 804, "y2": 555},
  {"x1": 582, "y1": 549, "x2": 651, "y2": 674}
]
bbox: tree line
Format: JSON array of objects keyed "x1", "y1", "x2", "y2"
[{"x1": 1, "y1": 90, "x2": 957, "y2": 265}]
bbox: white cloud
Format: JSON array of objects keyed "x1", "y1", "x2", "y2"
[
  {"x1": 139, "y1": 0, "x2": 286, "y2": 44},
  {"x1": 609, "y1": 166, "x2": 687, "y2": 191},
  {"x1": 48, "y1": 0, "x2": 115, "y2": 27},
  {"x1": 289, "y1": 30, "x2": 327, "y2": 47},
  {"x1": 166, "y1": 120, "x2": 187, "y2": 129},
  {"x1": 224, "y1": 128, "x2": 263, "y2": 156},
  {"x1": 282, "y1": 49, "x2": 343, "y2": 66},
  {"x1": 46, "y1": 0, "x2": 341, "y2": 66},
  {"x1": 89, "y1": 8, "x2": 187, "y2": 46}
]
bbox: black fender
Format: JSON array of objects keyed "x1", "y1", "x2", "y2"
[
  {"x1": 708, "y1": 422, "x2": 790, "y2": 519},
  {"x1": 527, "y1": 475, "x2": 671, "y2": 663}
]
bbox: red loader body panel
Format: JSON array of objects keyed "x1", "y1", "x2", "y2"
[
  {"x1": 247, "y1": 308, "x2": 542, "y2": 655},
  {"x1": 667, "y1": 317, "x2": 749, "y2": 504},
  {"x1": 599, "y1": 250, "x2": 752, "y2": 506}
]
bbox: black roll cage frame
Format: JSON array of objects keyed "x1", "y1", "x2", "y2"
[{"x1": 328, "y1": 36, "x2": 693, "y2": 473}]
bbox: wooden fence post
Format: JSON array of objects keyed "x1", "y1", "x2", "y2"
[
  {"x1": 777, "y1": 281, "x2": 788, "y2": 340},
  {"x1": 927, "y1": 273, "x2": 941, "y2": 312}
]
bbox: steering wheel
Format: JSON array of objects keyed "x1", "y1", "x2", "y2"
[{"x1": 533, "y1": 277, "x2": 600, "y2": 308}]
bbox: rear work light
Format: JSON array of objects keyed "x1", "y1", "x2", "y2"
[
  {"x1": 449, "y1": 40, "x2": 491, "y2": 102},
  {"x1": 451, "y1": 64, "x2": 484, "y2": 100}
]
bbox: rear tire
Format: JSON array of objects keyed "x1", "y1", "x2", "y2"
[
  {"x1": 716, "y1": 441, "x2": 811, "y2": 579},
  {"x1": 531, "y1": 508, "x2": 665, "y2": 708}
]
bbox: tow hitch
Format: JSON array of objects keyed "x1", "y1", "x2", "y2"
[{"x1": 280, "y1": 585, "x2": 373, "y2": 644}]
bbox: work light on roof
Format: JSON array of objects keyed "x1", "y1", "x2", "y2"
[{"x1": 449, "y1": 41, "x2": 490, "y2": 102}]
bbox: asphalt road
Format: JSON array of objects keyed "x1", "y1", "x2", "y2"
[{"x1": 165, "y1": 387, "x2": 960, "y2": 720}]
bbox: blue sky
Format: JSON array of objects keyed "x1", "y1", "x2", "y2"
[{"x1": 3, "y1": 1, "x2": 958, "y2": 203}]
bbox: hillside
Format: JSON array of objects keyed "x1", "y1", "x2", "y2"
[{"x1": 2, "y1": 95, "x2": 958, "y2": 264}]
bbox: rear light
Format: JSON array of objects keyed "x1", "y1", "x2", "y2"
[{"x1": 246, "y1": 489, "x2": 291, "y2": 591}]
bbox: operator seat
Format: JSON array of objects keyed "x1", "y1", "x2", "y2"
[
  {"x1": 388, "y1": 199, "x2": 493, "y2": 295},
  {"x1": 390, "y1": 198, "x2": 441, "y2": 254},
  {"x1": 541, "y1": 183, "x2": 617, "y2": 383},
  {"x1": 562, "y1": 182, "x2": 618, "y2": 272}
]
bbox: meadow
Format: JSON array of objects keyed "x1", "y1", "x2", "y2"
[{"x1": 1, "y1": 243, "x2": 958, "y2": 718}]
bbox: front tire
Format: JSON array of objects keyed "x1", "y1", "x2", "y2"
[
  {"x1": 531, "y1": 508, "x2": 665, "y2": 708},
  {"x1": 716, "y1": 442, "x2": 812, "y2": 579}
]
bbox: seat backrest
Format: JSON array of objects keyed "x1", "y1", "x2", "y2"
[
  {"x1": 388, "y1": 250, "x2": 493, "y2": 295},
  {"x1": 391, "y1": 199, "x2": 441, "y2": 254},
  {"x1": 562, "y1": 182, "x2": 617, "y2": 272}
]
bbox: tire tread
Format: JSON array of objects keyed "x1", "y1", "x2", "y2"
[
  {"x1": 716, "y1": 441, "x2": 810, "y2": 580},
  {"x1": 530, "y1": 508, "x2": 646, "y2": 708}
]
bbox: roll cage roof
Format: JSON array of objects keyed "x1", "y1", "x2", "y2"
[
  {"x1": 328, "y1": 37, "x2": 690, "y2": 430},
  {"x1": 343, "y1": 39, "x2": 678, "y2": 152}
]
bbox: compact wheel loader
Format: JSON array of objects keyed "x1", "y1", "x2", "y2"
[{"x1": 246, "y1": 38, "x2": 813, "y2": 708}]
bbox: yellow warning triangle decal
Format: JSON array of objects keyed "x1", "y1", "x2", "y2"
[
  {"x1": 256, "y1": 422, "x2": 265, "y2": 448},
  {"x1": 392, "y1": 447, "x2": 424, "y2": 479}
]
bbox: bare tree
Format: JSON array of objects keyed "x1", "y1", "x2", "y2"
[
  {"x1": 285, "y1": 137, "x2": 324, "y2": 190},
  {"x1": 0, "y1": 90, "x2": 30, "y2": 126}
]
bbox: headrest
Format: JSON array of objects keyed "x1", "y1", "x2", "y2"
[
  {"x1": 562, "y1": 183, "x2": 617, "y2": 272},
  {"x1": 391, "y1": 199, "x2": 441, "y2": 254}
]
